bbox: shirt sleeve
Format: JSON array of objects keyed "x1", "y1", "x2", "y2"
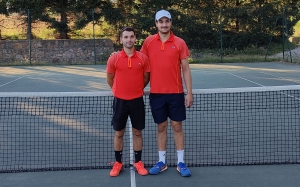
[
  {"x1": 140, "y1": 38, "x2": 148, "y2": 56},
  {"x1": 106, "y1": 54, "x2": 117, "y2": 74},
  {"x1": 143, "y1": 55, "x2": 150, "y2": 73},
  {"x1": 179, "y1": 40, "x2": 190, "y2": 60}
]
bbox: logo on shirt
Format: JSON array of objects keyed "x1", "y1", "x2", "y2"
[
  {"x1": 138, "y1": 63, "x2": 141, "y2": 66},
  {"x1": 172, "y1": 46, "x2": 175, "y2": 49}
]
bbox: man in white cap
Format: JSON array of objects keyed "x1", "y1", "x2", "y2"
[{"x1": 140, "y1": 10, "x2": 193, "y2": 177}]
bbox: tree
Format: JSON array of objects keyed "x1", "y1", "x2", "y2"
[
  {"x1": 1, "y1": 0, "x2": 299, "y2": 49},
  {"x1": 0, "y1": 0, "x2": 8, "y2": 15},
  {"x1": 3, "y1": 0, "x2": 125, "y2": 39}
]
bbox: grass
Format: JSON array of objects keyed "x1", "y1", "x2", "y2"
[
  {"x1": 189, "y1": 41, "x2": 299, "y2": 64},
  {"x1": 293, "y1": 20, "x2": 300, "y2": 37},
  {"x1": 190, "y1": 55, "x2": 280, "y2": 64}
]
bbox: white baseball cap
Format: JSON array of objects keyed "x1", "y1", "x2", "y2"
[{"x1": 155, "y1": 10, "x2": 171, "y2": 21}]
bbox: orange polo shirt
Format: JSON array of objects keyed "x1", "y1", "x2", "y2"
[
  {"x1": 106, "y1": 49, "x2": 150, "y2": 100},
  {"x1": 140, "y1": 31, "x2": 190, "y2": 94}
]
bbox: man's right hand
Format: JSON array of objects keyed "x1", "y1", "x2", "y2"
[{"x1": 110, "y1": 51, "x2": 118, "y2": 57}]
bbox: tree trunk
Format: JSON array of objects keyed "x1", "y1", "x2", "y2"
[
  {"x1": 58, "y1": 0, "x2": 69, "y2": 39},
  {"x1": 235, "y1": 0, "x2": 240, "y2": 32},
  {"x1": 59, "y1": 11, "x2": 68, "y2": 39}
]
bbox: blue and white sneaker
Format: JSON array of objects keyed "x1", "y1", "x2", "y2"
[
  {"x1": 149, "y1": 161, "x2": 168, "y2": 175},
  {"x1": 177, "y1": 162, "x2": 191, "y2": 177}
]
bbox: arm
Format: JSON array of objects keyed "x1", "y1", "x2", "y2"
[
  {"x1": 181, "y1": 58, "x2": 193, "y2": 108},
  {"x1": 143, "y1": 72, "x2": 150, "y2": 88},
  {"x1": 106, "y1": 73, "x2": 115, "y2": 89}
]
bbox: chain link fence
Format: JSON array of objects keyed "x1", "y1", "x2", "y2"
[{"x1": 0, "y1": 5, "x2": 299, "y2": 65}]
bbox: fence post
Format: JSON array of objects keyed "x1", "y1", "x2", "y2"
[
  {"x1": 219, "y1": 8, "x2": 223, "y2": 63},
  {"x1": 28, "y1": 9, "x2": 32, "y2": 65},
  {"x1": 265, "y1": 7, "x2": 292, "y2": 63},
  {"x1": 282, "y1": 7, "x2": 292, "y2": 63},
  {"x1": 92, "y1": 9, "x2": 96, "y2": 65},
  {"x1": 282, "y1": 7, "x2": 285, "y2": 60}
]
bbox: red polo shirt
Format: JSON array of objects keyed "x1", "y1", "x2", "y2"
[
  {"x1": 106, "y1": 49, "x2": 150, "y2": 100},
  {"x1": 140, "y1": 31, "x2": 190, "y2": 94}
]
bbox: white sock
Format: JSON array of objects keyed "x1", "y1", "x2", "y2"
[
  {"x1": 158, "y1": 151, "x2": 166, "y2": 163},
  {"x1": 177, "y1": 150, "x2": 184, "y2": 164}
]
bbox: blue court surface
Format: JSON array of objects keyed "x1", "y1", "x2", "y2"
[{"x1": 0, "y1": 62, "x2": 300, "y2": 187}]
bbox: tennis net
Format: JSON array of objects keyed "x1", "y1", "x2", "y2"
[{"x1": 0, "y1": 85, "x2": 300, "y2": 173}]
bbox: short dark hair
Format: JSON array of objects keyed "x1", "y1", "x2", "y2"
[{"x1": 119, "y1": 26, "x2": 135, "y2": 38}]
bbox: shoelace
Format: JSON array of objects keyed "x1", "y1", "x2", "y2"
[
  {"x1": 135, "y1": 163, "x2": 143, "y2": 169},
  {"x1": 155, "y1": 162, "x2": 165, "y2": 168},
  {"x1": 178, "y1": 163, "x2": 187, "y2": 169},
  {"x1": 109, "y1": 162, "x2": 122, "y2": 169}
]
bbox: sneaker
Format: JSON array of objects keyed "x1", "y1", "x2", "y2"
[
  {"x1": 109, "y1": 162, "x2": 123, "y2": 177},
  {"x1": 134, "y1": 161, "x2": 148, "y2": 176},
  {"x1": 177, "y1": 162, "x2": 191, "y2": 177},
  {"x1": 149, "y1": 161, "x2": 167, "y2": 175}
]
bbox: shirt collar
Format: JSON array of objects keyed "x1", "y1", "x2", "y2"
[
  {"x1": 121, "y1": 48, "x2": 137, "y2": 58},
  {"x1": 155, "y1": 30, "x2": 174, "y2": 42}
]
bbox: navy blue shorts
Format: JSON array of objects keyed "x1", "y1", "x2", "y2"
[
  {"x1": 149, "y1": 93, "x2": 186, "y2": 124},
  {"x1": 111, "y1": 97, "x2": 145, "y2": 131}
]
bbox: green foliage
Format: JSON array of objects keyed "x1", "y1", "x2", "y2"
[
  {"x1": 188, "y1": 44, "x2": 285, "y2": 64},
  {"x1": 0, "y1": 0, "x2": 300, "y2": 50},
  {"x1": 132, "y1": 0, "x2": 300, "y2": 50},
  {"x1": 3, "y1": 0, "x2": 123, "y2": 39},
  {"x1": 293, "y1": 20, "x2": 300, "y2": 37}
]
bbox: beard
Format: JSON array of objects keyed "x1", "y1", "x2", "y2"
[
  {"x1": 124, "y1": 43, "x2": 134, "y2": 49},
  {"x1": 159, "y1": 27, "x2": 170, "y2": 34}
]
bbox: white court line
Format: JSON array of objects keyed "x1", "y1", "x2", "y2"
[
  {"x1": 260, "y1": 71, "x2": 300, "y2": 84},
  {"x1": 0, "y1": 76, "x2": 26, "y2": 88},
  {"x1": 228, "y1": 72, "x2": 300, "y2": 100},
  {"x1": 259, "y1": 72, "x2": 300, "y2": 100},
  {"x1": 227, "y1": 72, "x2": 265, "y2": 87},
  {"x1": 128, "y1": 118, "x2": 136, "y2": 187}
]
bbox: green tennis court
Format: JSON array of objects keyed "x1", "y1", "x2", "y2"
[{"x1": 0, "y1": 62, "x2": 300, "y2": 187}]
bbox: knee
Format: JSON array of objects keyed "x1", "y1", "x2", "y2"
[
  {"x1": 157, "y1": 124, "x2": 167, "y2": 133},
  {"x1": 115, "y1": 131, "x2": 124, "y2": 139},
  {"x1": 172, "y1": 124, "x2": 183, "y2": 133},
  {"x1": 132, "y1": 129, "x2": 142, "y2": 137}
]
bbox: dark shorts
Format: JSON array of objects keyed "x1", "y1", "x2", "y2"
[
  {"x1": 149, "y1": 93, "x2": 186, "y2": 124},
  {"x1": 111, "y1": 97, "x2": 145, "y2": 131}
]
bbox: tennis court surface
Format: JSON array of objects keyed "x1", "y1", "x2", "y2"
[{"x1": 0, "y1": 62, "x2": 300, "y2": 187}]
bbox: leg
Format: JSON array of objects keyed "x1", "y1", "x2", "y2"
[
  {"x1": 114, "y1": 128, "x2": 125, "y2": 151},
  {"x1": 114, "y1": 129, "x2": 125, "y2": 163},
  {"x1": 110, "y1": 128, "x2": 125, "y2": 177},
  {"x1": 157, "y1": 120, "x2": 168, "y2": 151},
  {"x1": 110, "y1": 97, "x2": 128, "y2": 177},
  {"x1": 170, "y1": 120, "x2": 184, "y2": 150},
  {"x1": 171, "y1": 120, "x2": 191, "y2": 177},
  {"x1": 132, "y1": 127, "x2": 148, "y2": 176},
  {"x1": 171, "y1": 120, "x2": 185, "y2": 164},
  {"x1": 148, "y1": 94, "x2": 168, "y2": 174},
  {"x1": 129, "y1": 97, "x2": 148, "y2": 175},
  {"x1": 132, "y1": 128, "x2": 143, "y2": 163},
  {"x1": 171, "y1": 120, "x2": 185, "y2": 163},
  {"x1": 129, "y1": 97, "x2": 145, "y2": 163},
  {"x1": 132, "y1": 128, "x2": 143, "y2": 151},
  {"x1": 148, "y1": 120, "x2": 168, "y2": 175}
]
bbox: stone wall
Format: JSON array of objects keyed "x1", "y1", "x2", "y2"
[{"x1": 0, "y1": 39, "x2": 114, "y2": 65}]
